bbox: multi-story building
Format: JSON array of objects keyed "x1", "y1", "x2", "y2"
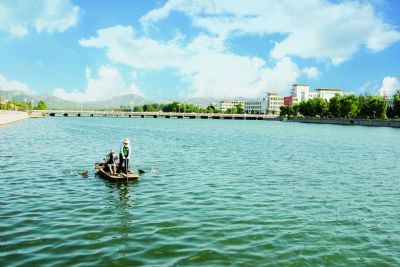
[
  {"x1": 244, "y1": 99, "x2": 266, "y2": 114},
  {"x1": 291, "y1": 84, "x2": 310, "y2": 102},
  {"x1": 291, "y1": 84, "x2": 344, "y2": 102},
  {"x1": 315, "y1": 88, "x2": 343, "y2": 101},
  {"x1": 218, "y1": 100, "x2": 244, "y2": 112},
  {"x1": 266, "y1": 92, "x2": 284, "y2": 115},
  {"x1": 283, "y1": 96, "x2": 298, "y2": 106},
  {"x1": 218, "y1": 85, "x2": 347, "y2": 115}
]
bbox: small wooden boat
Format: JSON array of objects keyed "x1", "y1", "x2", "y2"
[{"x1": 95, "y1": 162, "x2": 140, "y2": 181}]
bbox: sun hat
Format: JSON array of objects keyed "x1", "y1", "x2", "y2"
[{"x1": 123, "y1": 138, "x2": 130, "y2": 144}]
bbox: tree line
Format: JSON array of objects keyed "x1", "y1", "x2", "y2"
[
  {"x1": 0, "y1": 99, "x2": 48, "y2": 111},
  {"x1": 280, "y1": 92, "x2": 400, "y2": 120},
  {"x1": 118, "y1": 102, "x2": 247, "y2": 114}
]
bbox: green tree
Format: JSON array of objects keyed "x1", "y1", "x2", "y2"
[
  {"x1": 340, "y1": 94, "x2": 359, "y2": 118},
  {"x1": 393, "y1": 90, "x2": 400, "y2": 117},
  {"x1": 386, "y1": 105, "x2": 395, "y2": 119},
  {"x1": 299, "y1": 100, "x2": 311, "y2": 117},
  {"x1": 35, "y1": 100, "x2": 47, "y2": 110},
  {"x1": 359, "y1": 95, "x2": 387, "y2": 119},
  {"x1": 313, "y1": 98, "x2": 329, "y2": 117},
  {"x1": 151, "y1": 103, "x2": 164, "y2": 111},
  {"x1": 298, "y1": 98, "x2": 328, "y2": 118},
  {"x1": 329, "y1": 94, "x2": 342, "y2": 118},
  {"x1": 226, "y1": 107, "x2": 237, "y2": 114},
  {"x1": 206, "y1": 105, "x2": 217, "y2": 113},
  {"x1": 143, "y1": 104, "x2": 156, "y2": 112},
  {"x1": 162, "y1": 102, "x2": 182, "y2": 112},
  {"x1": 280, "y1": 105, "x2": 297, "y2": 117},
  {"x1": 291, "y1": 104, "x2": 300, "y2": 117},
  {"x1": 279, "y1": 106, "x2": 289, "y2": 117},
  {"x1": 236, "y1": 103, "x2": 244, "y2": 114},
  {"x1": 133, "y1": 105, "x2": 143, "y2": 112}
]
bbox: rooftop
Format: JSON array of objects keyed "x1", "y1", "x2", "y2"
[
  {"x1": 292, "y1": 84, "x2": 309, "y2": 86},
  {"x1": 315, "y1": 88, "x2": 342, "y2": 91}
]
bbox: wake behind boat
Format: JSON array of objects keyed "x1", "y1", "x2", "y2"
[{"x1": 95, "y1": 162, "x2": 140, "y2": 181}]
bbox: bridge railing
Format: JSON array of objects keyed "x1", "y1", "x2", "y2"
[{"x1": 44, "y1": 110, "x2": 279, "y2": 118}]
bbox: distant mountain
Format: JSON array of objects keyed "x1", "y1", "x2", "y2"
[
  {"x1": 91, "y1": 94, "x2": 147, "y2": 109},
  {"x1": 0, "y1": 90, "x2": 37, "y2": 102},
  {"x1": 40, "y1": 94, "x2": 83, "y2": 109},
  {"x1": 0, "y1": 90, "x2": 147, "y2": 109},
  {"x1": 1, "y1": 90, "x2": 219, "y2": 109},
  {"x1": 184, "y1": 97, "x2": 219, "y2": 107}
]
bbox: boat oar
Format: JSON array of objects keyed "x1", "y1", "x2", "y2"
[{"x1": 125, "y1": 158, "x2": 128, "y2": 182}]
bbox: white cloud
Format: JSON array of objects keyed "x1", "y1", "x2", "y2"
[
  {"x1": 141, "y1": 0, "x2": 400, "y2": 65},
  {"x1": 79, "y1": 25, "x2": 185, "y2": 70},
  {"x1": 81, "y1": 1, "x2": 400, "y2": 98},
  {"x1": 0, "y1": 0, "x2": 80, "y2": 38},
  {"x1": 80, "y1": 26, "x2": 309, "y2": 97},
  {"x1": 302, "y1": 67, "x2": 320, "y2": 79},
  {"x1": 9, "y1": 25, "x2": 28, "y2": 38},
  {"x1": 52, "y1": 66, "x2": 144, "y2": 103},
  {"x1": 358, "y1": 80, "x2": 380, "y2": 94},
  {"x1": 377, "y1": 77, "x2": 400, "y2": 97},
  {"x1": 0, "y1": 74, "x2": 32, "y2": 93}
]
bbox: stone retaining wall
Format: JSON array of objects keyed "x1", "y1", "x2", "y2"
[
  {"x1": 287, "y1": 118, "x2": 400, "y2": 128},
  {"x1": 0, "y1": 111, "x2": 28, "y2": 125}
]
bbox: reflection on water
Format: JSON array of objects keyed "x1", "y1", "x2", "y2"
[
  {"x1": 102, "y1": 178, "x2": 138, "y2": 212},
  {"x1": 102, "y1": 179, "x2": 139, "y2": 239}
]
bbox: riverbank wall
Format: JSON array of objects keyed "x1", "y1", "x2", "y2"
[
  {"x1": 0, "y1": 111, "x2": 29, "y2": 125},
  {"x1": 287, "y1": 118, "x2": 400, "y2": 128}
]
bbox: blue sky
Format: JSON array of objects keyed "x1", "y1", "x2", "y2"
[{"x1": 0, "y1": 0, "x2": 399, "y2": 102}]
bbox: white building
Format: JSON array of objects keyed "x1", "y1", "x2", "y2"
[
  {"x1": 315, "y1": 88, "x2": 343, "y2": 101},
  {"x1": 291, "y1": 84, "x2": 310, "y2": 102},
  {"x1": 218, "y1": 100, "x2": 244, "y2": 112},
  {"x1": 266, "y1": 92, "x2": 284, "y2": 115},
  {"x1": 291, "y1": 84, "x2": 344, "y2": 102},
  {"x1": 244, "y1": 99, "x2": 266, "y2": 114}
]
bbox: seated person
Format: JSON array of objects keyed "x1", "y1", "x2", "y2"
[{"x1": 105, "y1": 150, "x2": 118, "y2": 174}]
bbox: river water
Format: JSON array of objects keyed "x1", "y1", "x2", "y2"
[{"x1": 1, "y1": 117, "x2": 399, "y2": 266}]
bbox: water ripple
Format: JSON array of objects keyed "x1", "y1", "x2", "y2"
[{"x1": 0, "y1": 118, "x2": 399, "y2": 266}]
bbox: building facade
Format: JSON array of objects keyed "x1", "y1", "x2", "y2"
[
  {"x1": 291, "y1": 84, "x2": 344, "y2": 102},
  {"x1": 315, "y1": 88, "x2": 343, "y2": 101},
  {"x1": 291, "y1": 84, "x2": 310, "y2": 102},
  {"x1": 215, "y1": 85, "x2": 348, "y2": 115},
  {"x1": 244, "y1": 99, "x2": 266, "y2": 114},
  {"x1": 218, "y1": 100, "x2": 244, "y2": 112},
  {"x1": 283, "y1": 96, "x2": 298, "y2": 106},
  {"x1": 266, "y1": 92, "x2": 284, "y2": 115}
]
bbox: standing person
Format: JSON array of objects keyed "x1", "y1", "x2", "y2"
[
  {"x1": 119, "y1": 138, "x2": 131, "y2": 173},
  {"x1": 105, "y1": 150, "x2": 118, "y2": 174}
]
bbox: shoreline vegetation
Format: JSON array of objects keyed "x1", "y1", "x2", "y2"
[
  {"x1": 2, "y1": 93, "x2": 400, "y2": 128},
  {"x1": 279, "y1": 92, "x2": 400, "y2": 120},
  {"x1": 0, "y1": 99, "x2": 48, "y2": 125},
  {"x1": 117, "y1": 101, "x2": 244, "y2": 114},
  {"x1": 0, "y1": 98, "x2": 48, "y2": 111}
]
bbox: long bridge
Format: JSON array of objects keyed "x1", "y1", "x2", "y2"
[{"x1": 42, "y1": 110, "x2": 280, "y2": 121}]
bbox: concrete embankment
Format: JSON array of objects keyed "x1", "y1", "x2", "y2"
[
  {"x1": 287, "y1": 118, "x2": 400, "y2": 128},
  {"x1": 0, "y1": 111, "x2": 29, "y2": 125}
]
